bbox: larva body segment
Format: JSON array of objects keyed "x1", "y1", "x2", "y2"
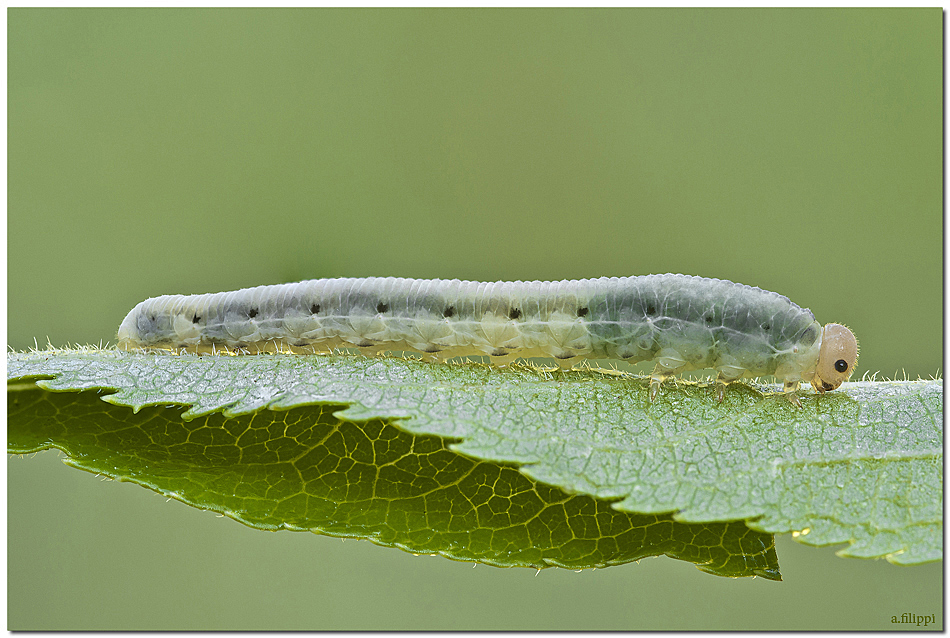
[{"x1": 117, "y1": 275, "x2": 855, "y2": 404}]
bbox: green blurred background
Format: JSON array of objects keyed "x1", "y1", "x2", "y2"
[{"x1": 8, "y1": 8, "x2": 942, "y2": 630}]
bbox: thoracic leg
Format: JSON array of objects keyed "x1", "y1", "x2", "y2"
[
  {"x1": 649, "y1": 366, "x2": 671, "y2": 402},
  {"x1": 709, "y1": 356, "x2": 742, "y2": 402},
  {"x1": 715, "y1": 373, "x2": 734, "y2": 403},
  {"x1": 782, "y1": 380, "x2": 803, "y2": 408},
  {"x1": 649, "y1": 349, "x2": 688, "y2": 402}
]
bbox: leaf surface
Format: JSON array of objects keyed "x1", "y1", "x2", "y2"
[
  {"x1": 9, "y1": 379, "x2": 779, "y2": 578},
  {"x1": 8, "y1": 348, "x2": 942, "y2": 566}
]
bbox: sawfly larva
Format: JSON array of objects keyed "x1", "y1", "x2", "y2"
[{"x1": 116, "y1": 275, "x2": 858, "y2": 406}]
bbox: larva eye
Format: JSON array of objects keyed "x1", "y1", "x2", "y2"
[{"x1": 835, "y1": 359, "x2": 848, "y2": 372}]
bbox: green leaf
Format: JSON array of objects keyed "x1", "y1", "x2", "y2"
[
  {"x1": 9, "y1": 378, "x2": 779, "y2": 579},
  {"x1": 9, "y1": 347, "x2": 943, "y2": 568}
]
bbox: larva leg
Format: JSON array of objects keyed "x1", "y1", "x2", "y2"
[
  {"x1": 715, "y1": 374, "x2": 731, "y2": 403},
  {"x1": 357, "y1": 344, "x2": 385, "y2": 357},
  {"x1": 649, "y1": 348, "x2": 688, "y2": 402},
  {"x1": 489, "y1": 352, "x2": 517, "y2": 367},
  {"x1": 782, "y1": 380, "x2": 803, "y2": 408},
  {"x1": 649, "y1": 367, "x2": 673, "y2": 402},
  {"x1": 555, "y1": 355, "x2": 580, "y2": 371},
  {"x1": 714, "y1": 366, "x2": 745, "y2": 403},
  {"x1": 420, "y1": 349, "x2": 445, "y2": 363},
  {"x1": 433, "y1": 351, "x2": 454, "y2": 364}
]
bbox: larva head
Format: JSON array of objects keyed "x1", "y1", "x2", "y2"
[{"x1": 811, "y1": 323, "x2": 858, "y2": 393}]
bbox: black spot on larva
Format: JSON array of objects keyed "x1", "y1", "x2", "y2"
[
  {"x1": 376, "y1": 302, "x2": 389, "y2": 314},
  {"x1": 705, "y1": 315, "x2": 714, "y2": 323},
  {"x1": 508, "y1": 308, "x2": 522, "y2": 320},
  {"x1": 577, "y1": 307, "x2": 589, "y2": 317},
  {"x1": 310, "y1": 304, "x2": 321, "y2": 315},
  {"x1": 422, "y1": 346, "x2": 442, "y2": 353},
  {"x1": 248, "y1": 308, "x2": 258, "y2": 319},
  {"x1": 192, "y1": 313, "x2": 201, "y2": 324},
  {"x1": 835, "y1": 359, "x2": 849, "y2": 372},
  {"x1": 762, "y1": 323, "x2": 770, "y2": 331},
  {"x1": 443, "y1": 306, "x2": 455, "y2": 318},
  {"x1": 646, "y1": 305, "x2": 656, "y2": 316}
]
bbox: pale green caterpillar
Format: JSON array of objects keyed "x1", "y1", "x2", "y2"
[{"x1": 116, "y1": 275, "x2": 859, "y2": 406}]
